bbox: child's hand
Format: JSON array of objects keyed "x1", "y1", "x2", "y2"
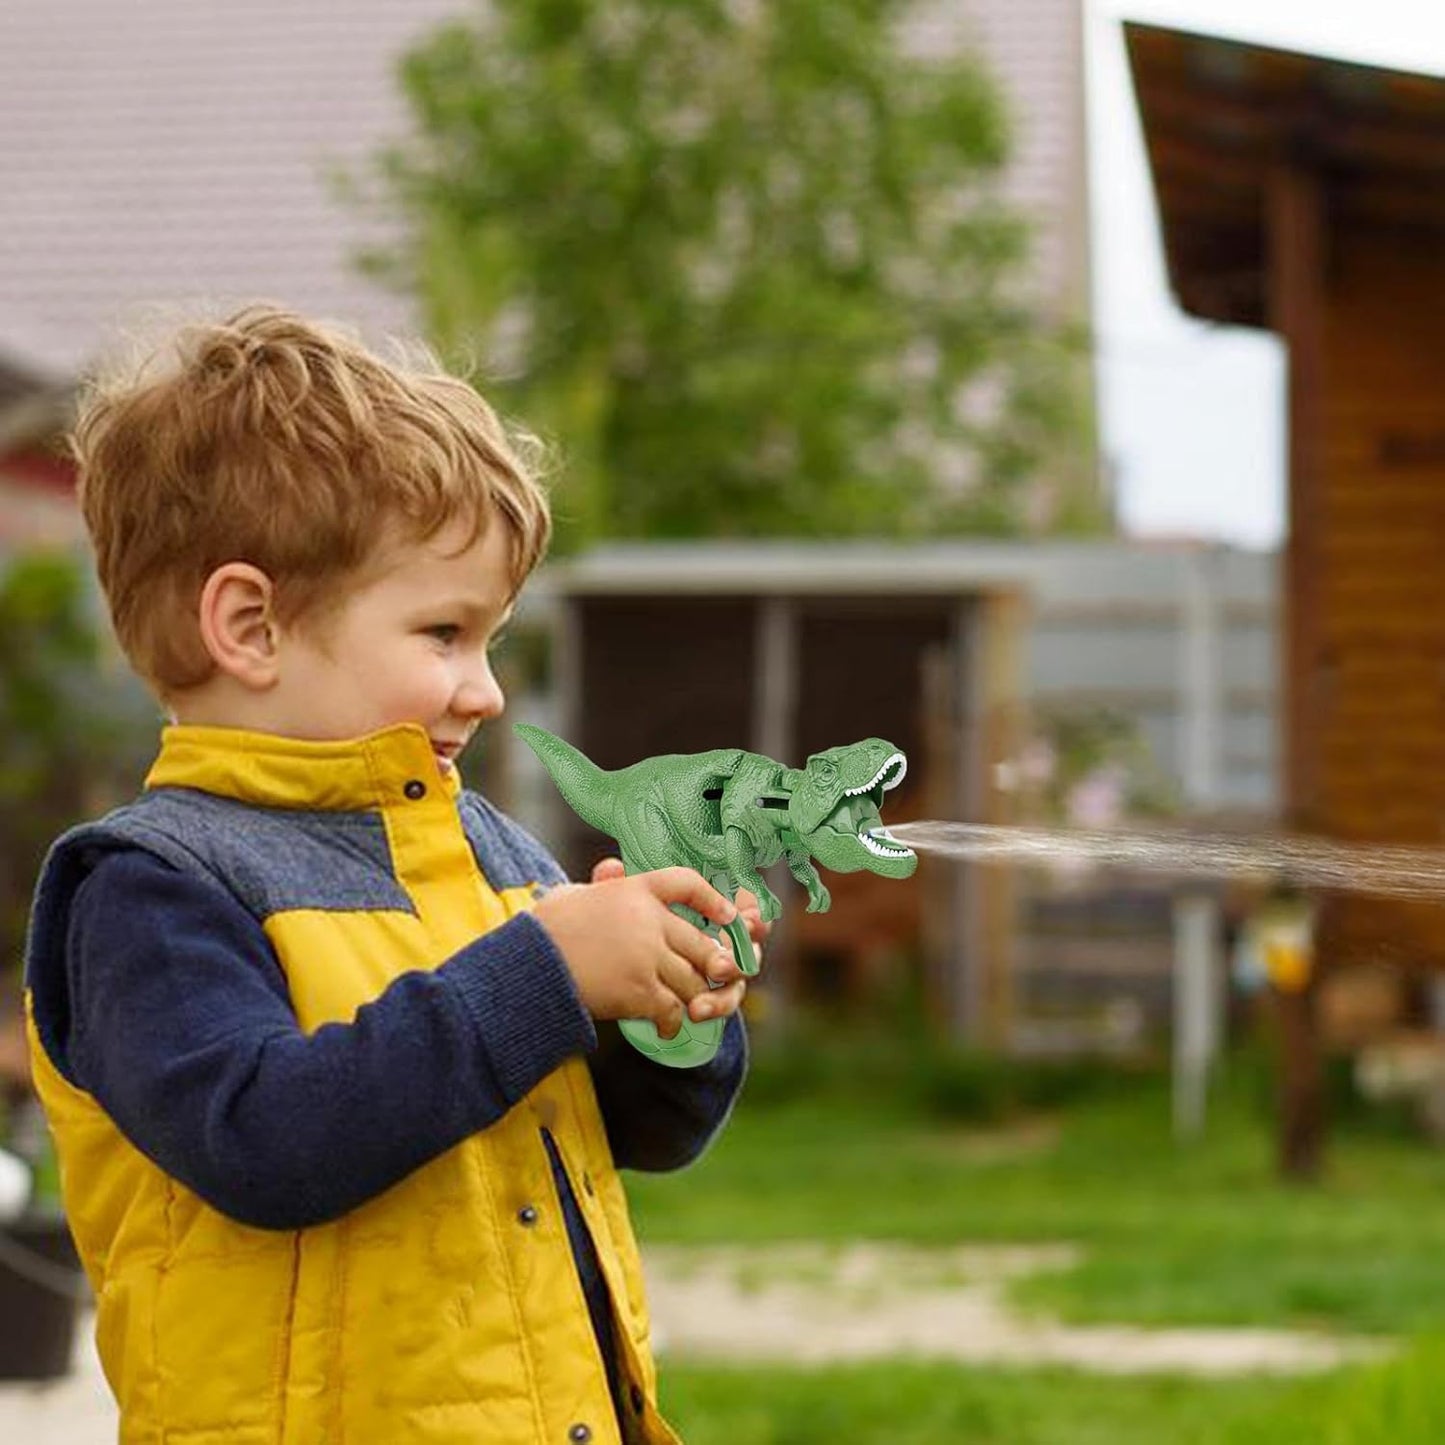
[
  {"x1": 587, "y1": 856, "x2": 754, "y2": 1022},
  {"x1": 535, "y1": 866, "x2": 744, "y2": 1038}
]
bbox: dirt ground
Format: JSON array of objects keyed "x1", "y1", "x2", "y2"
[
  {"x1": 0, "y1": 1243, "x2": 1387, "y2": 1441},
  {"x1": 643, "y1": 1242, "x2": 1389, "y2": 1374}
]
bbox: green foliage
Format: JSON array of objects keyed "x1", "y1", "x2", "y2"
[
  {"x1": 1016, "y1": 704, "x2": 1182, "y2": 828},
  {"x1": 369, "y1": 0, "x2": 1100, "y2": 546},
  {"x1": 0, "y1": 553, "x2": 152, "y2": 974}
]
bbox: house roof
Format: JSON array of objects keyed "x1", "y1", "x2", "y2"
[
  {"x1": 0, "y1": 1, "x2": 467, "y2": 371},
  {"x1": 529, "y1": 538, "x2": 1275, "y2": 613},
  {"x1": 1125, "y1": 23, "x2": 1445, "y2": 328}
]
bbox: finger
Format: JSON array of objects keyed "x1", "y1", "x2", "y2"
[
  {"x1": 657, "y1": 946, "x2": 710, "y2": 1005},
  {"x1": 688, "y1": 979, "x2": 746, "y2": 1023},
  {"x1": 733, "y1": 888, "x2": 771, "y2": 934},
  {"x1": 711, "y1": 948, "x2": 747, "y2": 985},
  {"x1": 653, "y1": 992, "x2": 684, "y2": 1040},
  {"x1": 660, "y1": 918, "x2": 731, "y2": 989},
  {"x1": 663, "y1": 914, "x2": 737, "y2": 981},
  {"x1": 590, "y1": 857, "x2": 626, "y2": 883},
  {"x1": 645, "y1": 867, "x2": 737, "y2": 927},
  {"x1": 696, "y1": 923, "x2": 747, "y2": 983}
]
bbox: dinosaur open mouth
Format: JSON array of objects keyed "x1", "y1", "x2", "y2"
[
  {"x1": 844, "y1": 752, "x2": 907, "y2": 801},
  {"x1": 860, "y1": 825, "x2": 914, "y2": 860}
]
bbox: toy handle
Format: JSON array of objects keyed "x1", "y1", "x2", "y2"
[{"x1": 618, "y1": 901, "x2": 759, "y2": 1069}]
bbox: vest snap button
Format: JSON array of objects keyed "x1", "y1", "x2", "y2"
[
  {"x1": 568, "y1": 1425, "x2": 592, "y2": 1443},
  {"x1": 517, "y1": 1204, "x2": 539, "y2": 1226},
  {"x1": 403, "y1": 779, "x2": 427, "y2": 800}
]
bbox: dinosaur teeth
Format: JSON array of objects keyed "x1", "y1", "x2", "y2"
[
  {"x1": 845, "y1": 753, "x2": 907, "y2": 797},
  {"x1": 858, "y1": 829, "x2": 914, "y2": 859}
]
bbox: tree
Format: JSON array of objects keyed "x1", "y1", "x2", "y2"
[
  {"x1": 368, "y1": 0, "x2": 1099, "y2": 547},
  {"x1": 0, "y1": 554, "x2": 152, "y2": 980}
]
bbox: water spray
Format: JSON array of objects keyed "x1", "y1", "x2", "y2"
[{"x1": 873, "y1": 821, "x2": 1445, "y2": 901}]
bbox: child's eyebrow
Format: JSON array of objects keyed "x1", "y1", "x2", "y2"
[{"x1": 429, "y1": 597, "x2": 514, "y2": 628}]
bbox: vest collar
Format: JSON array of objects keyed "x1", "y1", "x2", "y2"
[{"x1": 146, "y1": 723, "x2": 463, "y2": 810}]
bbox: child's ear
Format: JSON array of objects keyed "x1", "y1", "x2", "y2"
[{"x1": 197, "y1": 563, "x2": 281, "y2": 690}]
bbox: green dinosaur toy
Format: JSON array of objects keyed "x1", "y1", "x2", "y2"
[{"x1": 515, "y1": 725, "x2": 917, "y2": 1067}]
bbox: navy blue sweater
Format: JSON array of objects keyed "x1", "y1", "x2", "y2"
[{"x1": 52, "y1": 847, "x2": 746, "y2": 1409}]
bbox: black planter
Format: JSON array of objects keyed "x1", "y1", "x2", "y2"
[{"x1": 0, "y1": 1215, "x2": 85, "y2": 1380}]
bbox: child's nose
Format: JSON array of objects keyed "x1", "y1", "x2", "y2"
[{"x1": 455, "y1": 659, "x2": 505, "y2": 719}]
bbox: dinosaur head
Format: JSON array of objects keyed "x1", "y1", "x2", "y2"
[{"x1": 785, "y1": 739, "x2": 917, "y2": 879}]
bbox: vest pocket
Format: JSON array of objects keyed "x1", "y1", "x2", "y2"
[{"x1": 152, "y1": 1237, "x2": 297, "y2": 1436}]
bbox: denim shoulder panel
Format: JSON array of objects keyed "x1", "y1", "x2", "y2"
[
  {"x1": 457, "y1": 791, "x2": 569, "y2": 893},
  {"x1": 83, "y1": 789, "x2": 415, "y2": 919}
]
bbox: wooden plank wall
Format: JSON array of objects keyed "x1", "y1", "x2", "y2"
[{"x1": 1315, "y1": 228, "x2": 1445, "y2": 964}]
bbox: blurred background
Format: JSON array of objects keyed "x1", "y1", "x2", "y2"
[{"x1": 5, "y1": 1, "x2": 1445, "y2": 1439}]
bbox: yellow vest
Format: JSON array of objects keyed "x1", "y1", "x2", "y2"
[{"x1": 26, "y1": 723, "x2": 680, "y2": 1445}]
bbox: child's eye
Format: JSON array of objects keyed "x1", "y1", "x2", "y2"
[{"x1": 425, "y1": 624, "x2": 461, "y2": 644}]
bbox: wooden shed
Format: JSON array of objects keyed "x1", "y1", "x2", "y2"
[
  {"x1": 1128, "y1": 24, "x2": 1445, "y2": 973},
  {"x1": 1128, "y1": 23, "x2": 1445, "y2": 1167}
]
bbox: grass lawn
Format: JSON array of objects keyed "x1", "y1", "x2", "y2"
[
  {"x1": 658, "y1": 1361, "x2": 1288, "y2": 1445},
  {"x1": 657, "y1": 1340, "x2": 1445, "y2": 1445},
  {"x1": 625, "y1": 1038, "x2": 1445, "y2": 1335}
]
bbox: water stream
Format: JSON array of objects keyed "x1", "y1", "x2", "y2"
[{"x1": 879, "y1": 821, "x2": 1445, "y2": 901}]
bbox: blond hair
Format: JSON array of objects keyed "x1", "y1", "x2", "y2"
[{"x1": 71, "y1": 305, "x2": 551, "y2": 694}]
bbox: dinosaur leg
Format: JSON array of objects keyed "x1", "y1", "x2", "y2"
[
  {"x1": 787, "y1": 848, "x2": 831, "y2": 913},
  {"x1": 724, "y1": 827, "x2": 782, "y2": 922}
]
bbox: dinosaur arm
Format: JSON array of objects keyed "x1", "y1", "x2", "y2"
[{"x1": 717, "y1": 754, "x2": 788, "y2": 833}]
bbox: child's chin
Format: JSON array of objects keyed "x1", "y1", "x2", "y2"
[{"x1": 434, "y1": 754, "x2": 457, "y2": 774}]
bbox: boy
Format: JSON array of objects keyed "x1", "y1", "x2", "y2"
[{"x1": 23, "y1": 306, "x2": 756, "y2": 1444}]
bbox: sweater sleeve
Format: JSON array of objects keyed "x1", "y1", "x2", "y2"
[
  {"x1": 56, "y1": 848, "x2": 597, "y2": 1230},
  {"x1": 587, "y1": 1012, "x2": 748, "y2": 1172}
]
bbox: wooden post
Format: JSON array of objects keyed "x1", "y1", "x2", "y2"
[
  {"x1": 752, "y1": 596, "x2": 798, "y2": 1017},
  {"x1": 1267, "y1": 153, "x2": 1327, "y2": 1181},
  {"x1": 1173, "y1": 891, "x2": 1222, "y2": 1140},
  {"x1": 952, "y1": 591, "x2": 1021, "y2": 1048}
]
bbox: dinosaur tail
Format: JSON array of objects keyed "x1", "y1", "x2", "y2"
[{"x1": 513, "y1": 724, "x2": 616, "y2": 836}]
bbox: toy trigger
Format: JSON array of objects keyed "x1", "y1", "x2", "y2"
[{"x1": 723, "y1": 912, "x2": 759, "y2": 977}]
